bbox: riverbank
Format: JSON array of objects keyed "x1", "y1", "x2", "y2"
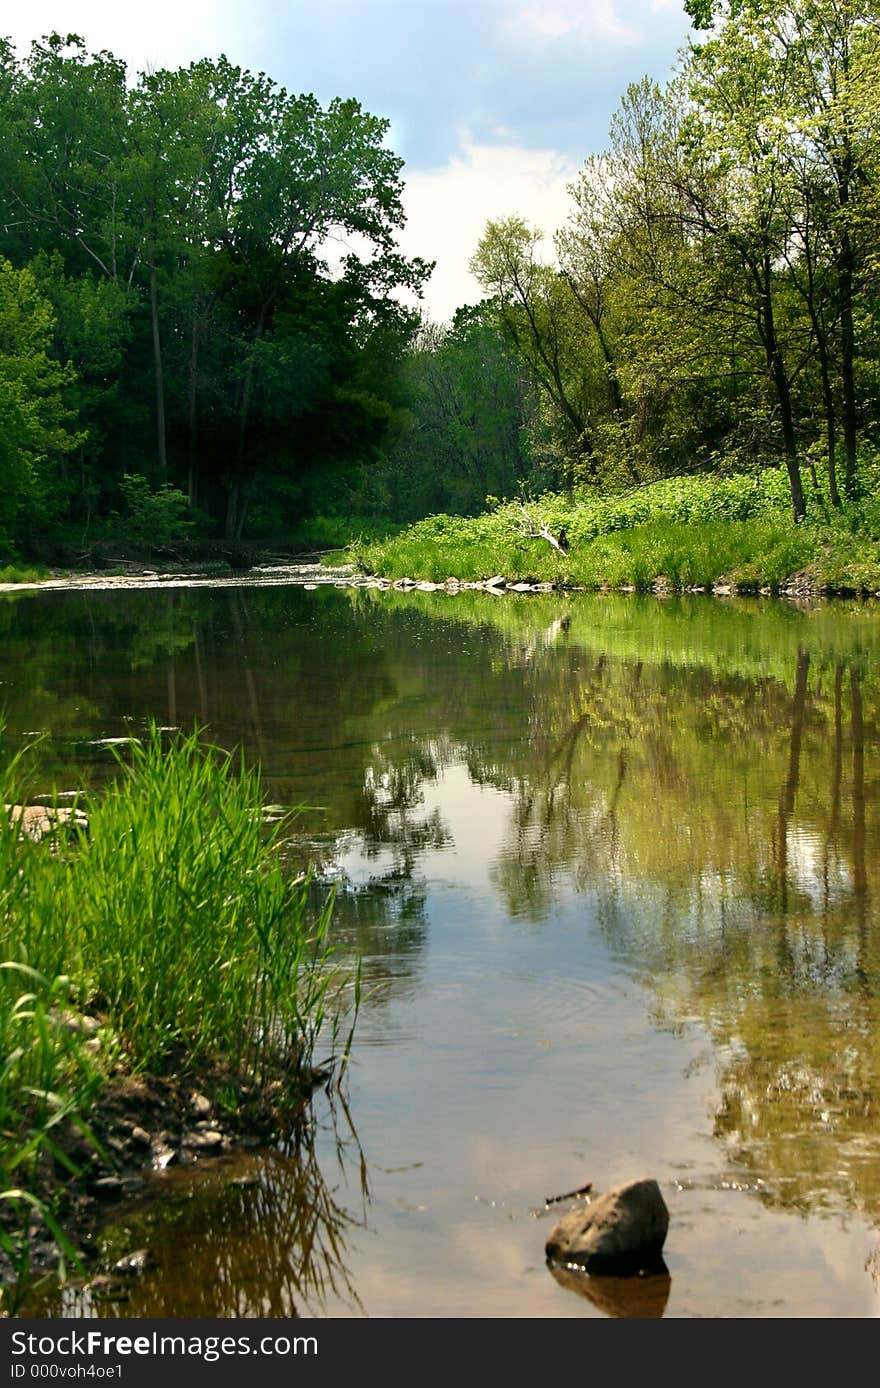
[
  {"x1": 344, "y1": 471, "x2": 880, "y2": 598},
  {"x1": 0, "y1": 730, "x2": 347, "y2": 1314}
]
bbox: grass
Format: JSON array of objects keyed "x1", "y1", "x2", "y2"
[
  {"x1": 349, "y1": 466, "x2": 880, "y2": 594},
  {"x1": 0, "y1": 727, "x2": 346, "y2": 1312},
  {"x1": 0, "y1": 564, "x2": 47, "y2": 584}
]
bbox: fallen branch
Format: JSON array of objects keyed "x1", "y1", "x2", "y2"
[
  {"x1": 512, "y1": 505, "x2": 569, "y2": 554},
  {"x1": 544, "y1": 1181, "x2": 592, "y2": 1206}
]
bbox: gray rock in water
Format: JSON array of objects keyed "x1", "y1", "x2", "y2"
[{"x1": 545, "y1": 1177, "x2": 669, "y2": 1275}]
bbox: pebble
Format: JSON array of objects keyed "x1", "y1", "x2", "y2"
[
  {"x1": 182, "y1": 1129, "x2": 224, "y2": 1151},
  {"x1": 113, "y1": 1248, "x2": 152, "y2": 1275},
  {"x1": 89, "y1": 1176, "x2": 124, "y2": 1199}
]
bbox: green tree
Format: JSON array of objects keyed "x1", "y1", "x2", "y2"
[
  {"x1": 384, "y1": 305, "x2": 535, "y2": 517},
  {"x1": 0, "y1": 258, "x2": 82, "y2": 554}
]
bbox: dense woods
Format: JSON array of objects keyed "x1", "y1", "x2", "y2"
[
  {"x1": 1, "y1": 0, "x2": 878, "y2": 565},
  {"x1": 0, "y1": 34, "x2": 428, "y2": 557}
]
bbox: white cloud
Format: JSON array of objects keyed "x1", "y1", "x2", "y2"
[
  {"x1": 398, "y1": 136, "x2": 579, "y2": 325},
  {"x1": 3, "y1": 1, "x2": 264, "y2": 75},
  {"x1": 506, "y1": 1, "x2": 640, "y2": 46}
]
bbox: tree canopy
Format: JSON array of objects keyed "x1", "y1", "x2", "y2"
[{"x1": 0, "y1": 34, "x2": 429, "y2": 555}]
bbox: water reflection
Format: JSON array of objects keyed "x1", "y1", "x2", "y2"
[
  {"x1": 39, "y1": 1095, "x2": 367, "y2": 1319},
  {"x1": 3, "y1": 584, "x2": 880, "y2": 1312},
  {"x1": 548, "y1": 1264, "x2": 671, "y2": 1318}
]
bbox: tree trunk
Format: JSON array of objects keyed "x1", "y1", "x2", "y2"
[
  {"x1": 760, "y1": 259, "x2": 804, "y2": 521},
  {"x1": 149, "y1": 257, "x2": 167, "y2": 479},
  {"x1": 187, "y1": 293, "x2": 200, "y2": 507},
  {"x1": 225, "y1": 303, "x2": 269, "y2": 539},
  {"x1": 224, "y1": 478, "x2": 240, "y2": 542},
  {"x1": 839, "y1": 240, "x2": 858, "y2": 499}
]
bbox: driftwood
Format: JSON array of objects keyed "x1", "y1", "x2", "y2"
[
  {"x1": 545, "y1": 1181, "x2": 592, "y2": 1206},
  {"x1": 512, "y1": 505, "x2": 569, "y2": 554}
]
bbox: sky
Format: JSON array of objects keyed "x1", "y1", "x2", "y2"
[{"x1": 3, "y1": 2, "x2": 694, "y2": 321}]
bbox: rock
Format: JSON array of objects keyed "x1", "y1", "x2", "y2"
[
  {"x1": 89, "y1": 1176, "x2": 124, "y2": 1200},
  {"x1": 189, "y1": 1091, "x2": 212, "y2": 1118},
  {"x1": 484, "y1": 575, "x2": 507, "y2": 589},
  {"x1": 545, "y1": 1177, "x2": 669, "y2": 1275},
  {"x1": 182, "y1": 1129, "x2": 224, "y2": 1152},
  {"x1": 113, "y1": 1249, "x2": 152, "y2": 1276},
  {"x1": 4, "y1": 804, "x2": 89, "y2": 841},
  {"x1": 87, "y1": 1274, "x2": 126, "y2": 1294},
  {"x1": 61, "y1": 1010, "x2": 102, "y2": 1036},
  {"x1": 130, "y1": 1125, "x2": 152, "y2": 1149}
]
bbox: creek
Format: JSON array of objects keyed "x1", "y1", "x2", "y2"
[{"x1": 4, "y1": 575, "x2": 880, "y2": 1317}]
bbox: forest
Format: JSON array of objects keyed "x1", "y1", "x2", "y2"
[{"x1": 0, "y1": 0, "x2": 878, "y2": 568}]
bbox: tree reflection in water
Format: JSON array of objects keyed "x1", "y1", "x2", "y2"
[{"x1": 47, "y1": 1093, "x2": 368, "y2": 1319}]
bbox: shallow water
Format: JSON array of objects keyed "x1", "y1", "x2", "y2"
[{"x1": 4, "y1": 579, "x2": 880, "y2": 1317}]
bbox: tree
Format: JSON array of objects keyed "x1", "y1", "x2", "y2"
[
  {"x1": 684, "y1": 0, "x2": 880, "y2": 501},
  {"x1": 471, "y1": 217, "x2": 609, "y2": 481},
  {"x1": 384, "y1": 304, "x2": 535, "y2": 517},
  {"x1": 0, "y1": 258, "x2": 82, "y2": 554}
]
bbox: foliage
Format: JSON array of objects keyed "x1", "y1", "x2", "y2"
[
  {"x1": 376, "y1": 306, "x2": 539, "y2": 518},
  {"x1": 352, "y1": 464, "x2": 880, "y2": 592},
  {"x1": 110, "y1": 473, "x2": 197, "y2": 552},
  {"x1": 2, "y1": 9, "x2": 880, "y2": 561},
  {"x1": 0, "y1": 259, "x2": 83, "y2": 556},
  {"x1": 461, "y1": 1, "x2": 880, "y2": 523},
  {"x1": 0, "y1": 564, "x2": 46, "y2": 583},
  {"x1": 0, "y1": 36, "x2": 428, "y2": 551},
  {"x1": 0, "y1": 727, "x2": 345, "y2": 1310},
  {"x1": 285, "y1": 513, "x2": 401, "y2": 552}
]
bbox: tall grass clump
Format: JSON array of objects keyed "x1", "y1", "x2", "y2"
[
  {"x1": 1, "y1": 728, "x2": 345, "y2": 1309},
  {"x1": 0, "y1": 747, "x2": 103, "y2": 1310},
  {"x1": 70, "y1": 731, "x2": 338, "y2": 1081}
]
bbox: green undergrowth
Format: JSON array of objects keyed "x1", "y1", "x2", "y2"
[
  {"x1": 0, "y1": 728, "x2": 346, "y2": 1311},
  {"x1": 286, "y1": 513, "x2": 402, "y2": 552},
  {"x1": 350, "y1": 468, "x2": 880, "y2": 593},
  {"x1": 0, "y1": 564, "x2": 48, "y2": 584}
]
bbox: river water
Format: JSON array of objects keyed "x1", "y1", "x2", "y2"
[{"x1": 3, "y1": 575, "x2": 880, "y2": 1317}]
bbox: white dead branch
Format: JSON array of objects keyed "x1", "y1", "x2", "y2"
[{"x1": 512, "y1": 504, "x2": 569, "y2": 553}]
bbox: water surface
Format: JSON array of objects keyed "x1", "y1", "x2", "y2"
[{"x1": 4, "y1": 581, "x2": 880, "y2": 1317}]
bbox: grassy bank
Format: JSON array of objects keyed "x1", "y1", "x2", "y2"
[
  {"x1": 0, "y1": 730, "x2": 345, "y2": 1311},
  {"x1": 348, "y1": 469, "x2": 880, "y2": 594}
]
